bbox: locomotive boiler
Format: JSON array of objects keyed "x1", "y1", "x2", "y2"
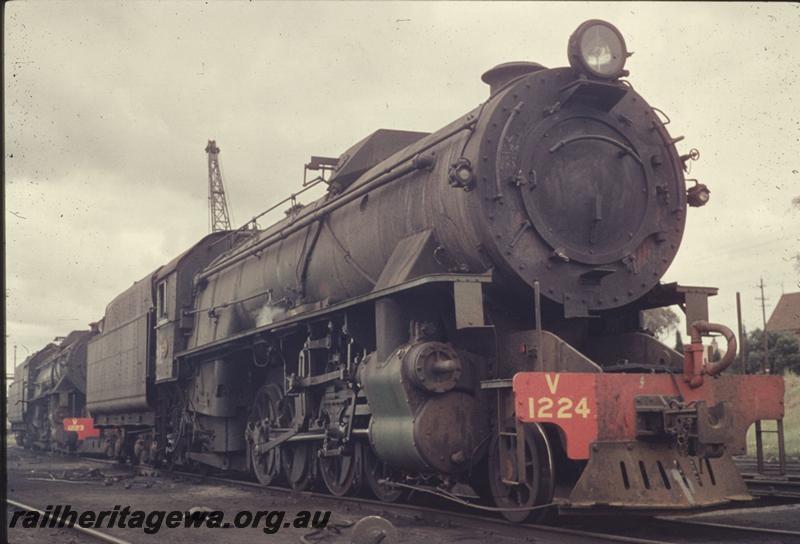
[{"x1": 68, "y1": 19, "x2": 783, "y2": 520}]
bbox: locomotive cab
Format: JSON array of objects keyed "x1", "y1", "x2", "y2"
[{"x1": 85, "y1": 231, "x2": 244, "y2": 463}]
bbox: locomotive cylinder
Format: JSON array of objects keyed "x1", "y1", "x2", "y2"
[{"x1": 359, "y1": 342, "x2": 487, "y2": 474}]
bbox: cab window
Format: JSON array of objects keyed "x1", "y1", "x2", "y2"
[{"x1": 157, "y1": 281, "x2": 167, "y2": 320}]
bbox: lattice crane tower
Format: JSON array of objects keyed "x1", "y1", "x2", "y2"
[{"x1": 205, "y1": 139, "x2": 232, "y2": 232}]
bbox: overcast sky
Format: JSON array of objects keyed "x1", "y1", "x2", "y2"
[{"x1": 5, "y1": 1, "x2": 799, "y2": 370}]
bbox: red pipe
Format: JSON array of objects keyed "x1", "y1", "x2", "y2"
[{"x1": 684, "y1": 320, "x2": 738, "y2": 387}]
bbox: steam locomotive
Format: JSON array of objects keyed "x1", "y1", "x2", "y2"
[
  {"x1": 8, "y1": 329, "x2": 97, "y2": 451},
  {"x1": 9, "y1": 20, "x2": 784, "y2": 520}
]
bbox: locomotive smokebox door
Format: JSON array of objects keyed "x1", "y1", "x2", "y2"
[{"x1": 476, "y1": 57, "x2": 687, "y2": 316}]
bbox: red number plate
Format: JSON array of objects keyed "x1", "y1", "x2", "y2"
[
  {"x1": 62, "y1": 418, "x2": 100, "y2": 440},
  {"x1": 513, "y1": 372, "x2": 598, "y2": 459}
]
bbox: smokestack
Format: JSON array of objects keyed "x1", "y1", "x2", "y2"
[{"x1": 481, "y1": 62, "x2": 545, "y2": 96}]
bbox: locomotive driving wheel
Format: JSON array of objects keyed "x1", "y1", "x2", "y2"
[
  {"x1": 319, "y1": 440, "x2": 364, "y2": 496},
  {"x1": 278, "y1": 395, "x2": 315, "y2": 491},
  {"x1": 362, "y1": 443, "x2": 405, "y2": 502},
  {"x1": 282, "y1": 441, "x2": 314, "y2": 491},
  {"x1": 247, "y1": 384, "x2": 286, "y2": 486},
  {"x1": 488, "y1": 422, "x2": 555, "y2": 523}
]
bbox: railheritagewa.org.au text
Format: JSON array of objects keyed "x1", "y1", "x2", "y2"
[{"x1": 9, "y1": 504, "x2": 331, "y2": 535}]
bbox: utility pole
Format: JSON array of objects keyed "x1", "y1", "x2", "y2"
[
  {"x1": 756, "y1": 278, "x2": 770, "y2": 373},
  {"x1": 205, "y1": 140, "x2": 232, "y2": 232}
]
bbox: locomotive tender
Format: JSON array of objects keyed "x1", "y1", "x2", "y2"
[{"x1": 11, "y1": 20, "x2": 785, "y2": 520}]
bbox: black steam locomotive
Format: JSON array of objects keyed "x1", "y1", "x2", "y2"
[
  {"x1": 10, "y1": 21, "x2": 784, "y2": 520},
  {"x1": 8, "y1": 329, "x2": 97, "y2": 451}
]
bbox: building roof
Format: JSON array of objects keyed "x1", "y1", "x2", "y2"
[{"x1": 767, "y1": 292, "x2": 800, "y2": 333}]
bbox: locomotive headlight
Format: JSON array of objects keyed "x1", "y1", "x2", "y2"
[
  {"x1": 687, "y1": 180, "x2": 711, "y2": 207},
  {"x1": 568, "y1": 20, "x2": 628, "y2": 79}
]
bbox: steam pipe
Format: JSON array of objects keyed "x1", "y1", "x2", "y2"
[{"x1": 689, "y1": 320, "x2": 737, "y2": 377}]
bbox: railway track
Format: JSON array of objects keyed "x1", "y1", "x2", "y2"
[
  {"x1": 734, "y1": 458, "x2": 800, "y2": 499},
  {"x1": 734, "y1": 459, "x2": 800, "y2": 473},
  {"x1": 741, "y1": 474, "x2": 800, "y2": 499},
  {"x1": 47, "y1": 453, "x2": 800, "y2": 543},
  {"x1": 568, "y1": 515, "x2": 800, "y2": 542},
  {"x1": 659, "y1": 517, "x2": 800, "y2": 538},
  {"x1": 67, "y1": 456, "x2": 665, "y2": 544}
]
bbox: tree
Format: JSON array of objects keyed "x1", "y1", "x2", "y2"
[
  {"x1": 745, "y1": 328, "x2": 800, "y2": 374},
  {"x1": 674, "y1": 330, "x2": 685, "y2": 354},
  {"x1": 709, "y1": 338, "x2": 722, "y2": 362},
  {"x1": 643, "y1": 307, "x2": 680, "y2": 338},
  {"x1": 733, "y1": 324, "x2": 749, "y2": 373}
]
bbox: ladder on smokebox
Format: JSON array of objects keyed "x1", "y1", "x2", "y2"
[{"x1": 754, "y1": 419, "x2": 787, "y2": 476}]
